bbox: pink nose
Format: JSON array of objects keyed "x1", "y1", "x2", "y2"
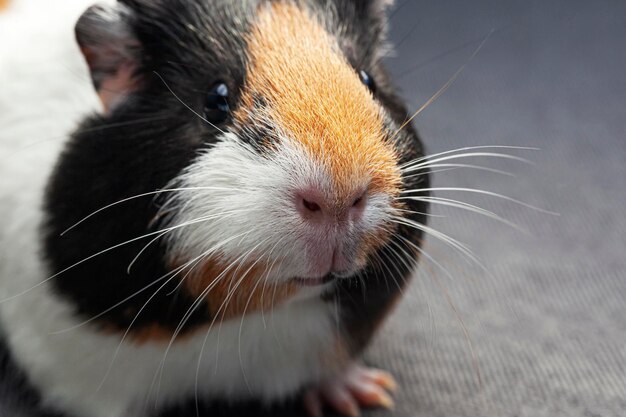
[{"x1": 295, "y1": 188, "x2": 366, "y2": 222}]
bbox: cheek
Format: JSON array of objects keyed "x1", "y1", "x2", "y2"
[
  {"x1": 359, "y1": 192, "x2": 396, "y2": 238},
  {"x1": 160, "y1": 136, "x2": 312, "y2": 318},
  {"x1": 177, "y1": 256, "x2": 300, "y2": 321},
  {"x1": 162, "y1": 135, "x2": 316, "y2": 276}
]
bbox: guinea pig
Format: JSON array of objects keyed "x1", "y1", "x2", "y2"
[{"x1": 0, "y1": 1, "x2": 428, "y2": 416}]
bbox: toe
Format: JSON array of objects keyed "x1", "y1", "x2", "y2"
[
  {"x1": 320, "y1": 382, "x2": 360, "y2": 417},
  {"x1": 345, "y1": 378, "x2": 394, "y2": 410},
  {"x1": 303, "y1": 388, "x2": 324, "y2": 417},
  {"x1": 354, "y1": 367, "x2": 398, "y2": 392},
  {"x1": 302, "y1": 365, "x2": 398, "y2": 417}
]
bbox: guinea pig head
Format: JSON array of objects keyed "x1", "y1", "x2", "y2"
[
  {"x1": 166, "y1": 3, "x2": 403, "y2": 292},
  {"x1": 62, "y1": 0, "x2": 426, "y2": 321}
]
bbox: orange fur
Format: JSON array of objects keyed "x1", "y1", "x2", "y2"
[
  {"x1": 0, "y1": 0, "x2": 9, "y2": 12},
  {"x1": 125, "y1": 323, "x2": 189, "y2": 344},
  {"x1": 358, "y1": 226, "x2": 392, "y2": 265},
  {"x1": 183, "y1": 258, "x2": 299, "y2": 321},
  {"x1": 107, "y1": 256, "x2": 299, "y2": 343},
  {"x1": 239, "y1": 2, "x2": 402, "y2": 199}
]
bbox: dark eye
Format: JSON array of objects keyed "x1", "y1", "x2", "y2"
[
  {"x1": 359, "y1": 70, "x2": 376, "y2": 93},
  {"x1": 204, "y1": 82, "x2": 230, "y2": 124}
]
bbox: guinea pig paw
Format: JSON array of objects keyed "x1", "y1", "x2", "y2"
[{"x1": 303, "y1": 365, "x2": 397, "y2": 417}]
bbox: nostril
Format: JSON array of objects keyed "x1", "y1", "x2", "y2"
[
  {"x1": 352, "y1": 192, "x2": 367, "y2": 209},
  {"x1": 302, "y1": 198, "x2": 322, "y2": 213},
  {"x1": 295, "y1": 190, "x2": 326, "y2": 217}
]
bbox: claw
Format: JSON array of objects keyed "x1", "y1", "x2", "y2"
[
  {"x1": 304, "y1": 365, "x2": 398, "y2": 417},
  {"x1": 346, "y1": 380, "x2": 394, "y2": 410},
  {"x1": 356, "y1": 368, "x2": 398, "y2": 393}
]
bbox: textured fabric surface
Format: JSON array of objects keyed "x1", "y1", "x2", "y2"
[{"x1": 364, "y1": 1, "x2": 626, "y2": 416}]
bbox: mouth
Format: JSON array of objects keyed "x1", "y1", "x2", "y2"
[{"x1": 292, "y1": 274, "x2": 336, "y2": 287}]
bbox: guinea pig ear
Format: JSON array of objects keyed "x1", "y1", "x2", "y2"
[
  {"x1": 367, "y1": 0, "x2": 394, "y2": 24},
  {"x1": 344, "y1": 0, "x2": 395, "y2": 29},
  {"x1": 75, "y1": 3, "x2": 142, "y2": 114},
  {"x1": 355, "y1": 0, "x2": 395, "y2": 15},
  {"x1": 371, "y1": 0, "x2": 395, "y2": 11}
]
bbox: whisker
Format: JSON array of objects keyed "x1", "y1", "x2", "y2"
[
  {"x1": 258, "y1": 238, "x2": 288, "y2": 328},
  {"x1": 402, "y1": 163, "x2": 515, "y2": 179},
  {"x1": 399, "y1": 145, "x2": 539, "y2": 170},
  {"x1": 126, "y1": 208, "x2": 254, "y2": 274},
  {"x1": 360, "y1": 232, "x2": 393, "y2": 294},
  {"x1": 390, "y1": 216, "x2": 481, "y2": 268},
  {"x1": 391, "y1": 29, "x2": 494, "y2": 141},
  {"x1": 430, "y1": 266, "x2": 483, "y2": 392},
  {"x1": 236, "y1": 252, "x2": 274, "y2": 394},
  {"x1": 49, "y1": 264, "x2": 184, "y2": 335},
  {"x1": 153, "y1": 71, "x2": 226, "y2": 134},
  {"x1": 163, "y1": 237, "x2": 261, "y2": 358},
  {"x1": 397, "y1": 187, "x2": 559, "y2": 215},
  {"x1": 192, "y1": 246, "x2": 265, "y2": 415},
  {"x1": 395, "y1": 237, "x2": 484, "y2": 394},
  {"x1": 396, "y1": 30, "x2": 506, "y2": 80},
  {"x1": 0, "y1": 209, "x2": 246, "y2": 306},
  {"x1": 396, "y1": 236, "x2": 456, "y2": 283},
  {"x1": 388, "y1": 237, "x2": 421, "y2": 273},
  {"x1": 151, "y1": 238, "x2": 268, "y2": 401},
  {"x1": 199, "y1": 241, "x2": 273, "y2": 396},
  {"x1": 394, "y1": 207, "x2": 443, "y2": 218},
  {"x1": 376, "y1": 243, "x2": 407, "y2": 295},
  {"x1": 402, "y1": 152, "x2": 533, "y2": 173},
  {"x1": 1, "y1": 116, "x2": 171, "y2": 163},
  {"x1": 269, "y1": 244, "x2": 297, "y2": 330},
  {"x1": 61, "y1": 186, "x2": 234, "y2": 236},
  {"x1": 148, "y1": 239, "x2": 256, "y2": 405},
  {"x1": 0, "y1": 233, "x2": 169, "y2": 304},
  {"x1": 95, "y1": 251, "x2": 213, "y2": 392},
  {"x1": 398, "y1": 196, "x2": 528, "y2": 233},
  {"x1": 49, "y1": 217, "x2": 256, "y2": 337}
]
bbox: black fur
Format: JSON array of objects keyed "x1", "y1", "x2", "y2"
[{"x1": 45, "y1": 0, "x2": 256, "y2": 333}]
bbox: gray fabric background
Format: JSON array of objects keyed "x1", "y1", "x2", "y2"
[{"x1": 367, "y1": 1, "x2": 626, "y2": 416}]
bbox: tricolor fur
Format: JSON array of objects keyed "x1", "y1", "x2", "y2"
[{"x1": 0, "y1": 1, "x2": 428, "y2": 416}]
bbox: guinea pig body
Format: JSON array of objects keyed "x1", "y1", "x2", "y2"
[{"x1": 0, "y1": 1, "x2": 428, "y2": 416}]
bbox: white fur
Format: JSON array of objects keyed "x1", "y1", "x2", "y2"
[
  {"x1": 165, "y1": 135, "x2": 331, "y2": 280},
  {"x1": 166, "y1": 133, "x2": 395, "y2": 281},
  {"x1": 0, "y1": 2, "x2": 340, "y2": 417},
  {"x1": 0, "y1": 275, "x2": 336, "y2": 417}
]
